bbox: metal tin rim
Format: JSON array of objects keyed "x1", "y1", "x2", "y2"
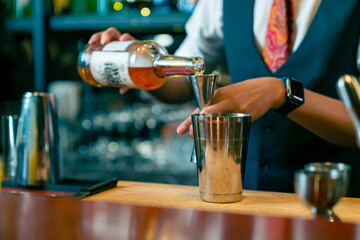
[
  {"x1": 189, "y1": 73, "x2": 218, "y2": 80},
  {"x1": 304, "y1": 162, "x2": 351, "y2": 172},
  {"x1": 295, "y1": 168, "x2": 343, "y2": 179},
  {"x1": 192, "y1": 113, "x2": 251, "y2": 118},
  {"x1": 23, "y1": 92, "x2": 54, "y2": 98}
]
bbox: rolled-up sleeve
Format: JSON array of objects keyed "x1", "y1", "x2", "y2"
[{"x1": 175, "y1": 0, "x2": 225, "y2": 73}]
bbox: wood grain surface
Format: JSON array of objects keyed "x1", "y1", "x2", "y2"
[
  {"x1": 85, "y1": 181, "x2": 360, "y2": 223},
  {"x1": 1, "y1": 181, "x2": 360, "y2": 239}
]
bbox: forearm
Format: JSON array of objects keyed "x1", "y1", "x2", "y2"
[
  {"x1": 288, "y1": 89, "x2": 357, "y2": 148},
  {"x1": 149, "y1": 76, "x2": 194, "y2": 104}
]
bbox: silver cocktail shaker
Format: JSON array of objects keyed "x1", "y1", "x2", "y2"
[
  {"x1": 1, "y1": 115, "x2": 18, "y2": 181},
  {"x1": 16, "y1": 92, "x2": 59, "y2": 186},
  {"x1": 192, "y1": 113, "x2": 251, "y2": 203}
]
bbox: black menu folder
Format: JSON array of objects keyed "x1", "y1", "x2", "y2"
[{"x1": 1, "y1": 178, "x2": 118, "y2": 198}]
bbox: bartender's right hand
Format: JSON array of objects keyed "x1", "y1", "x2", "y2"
[
  {"x1": 88, "y1": 27, "x2": 135, "y2": 45},
  {"x1": 89, "y1": 27, "x2": 135, "y2": 94}
]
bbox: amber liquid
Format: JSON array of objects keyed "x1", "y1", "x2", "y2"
[
  {"x1": 128, "y1": 66, "x2": 167, "y2": 90},
  {"x1": 78, "y1": 66, "x2": 199, "y2": 90},
  {"x1": 78, "y1": 66, "x2": 102, "y2": 88}
]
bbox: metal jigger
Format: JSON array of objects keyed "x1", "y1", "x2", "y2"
[{"x1": 189, "y1": 74, "x2": 219, "y2": 163}]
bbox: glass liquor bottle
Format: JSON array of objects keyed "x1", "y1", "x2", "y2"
[{"x1": 78, "y1": 40, "x2": 205, "y2": 90}]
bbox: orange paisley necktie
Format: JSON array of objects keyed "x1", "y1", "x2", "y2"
[{"x1": 262, "y1": 0, "x2": 293, "y2": 73}]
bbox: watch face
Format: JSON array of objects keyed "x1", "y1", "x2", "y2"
[{"x1": 287, "y1": 79, "x2": 304, "y2": 103}]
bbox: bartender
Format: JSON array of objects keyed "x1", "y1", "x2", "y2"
[{"x1": 89, "y1": 0, "x2": 360, "y2": 196}]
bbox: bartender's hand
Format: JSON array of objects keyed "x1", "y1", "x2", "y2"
[
  {"x1": 177, "y1": 77, "x2": 286, "y2": 138},
  {"x1": 88, "y1": 27, "x2": 135, "y2": 45},
  {"x1": 88, "y1": 27, "x2": 135, "y2": 94}
]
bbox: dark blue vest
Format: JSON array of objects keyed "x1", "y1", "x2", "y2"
[{"x1": 223, "y1": 0, "x2": 360, "y2": 196}]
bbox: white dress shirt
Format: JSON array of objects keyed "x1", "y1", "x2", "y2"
[{"x1": 176, "y1": 0, "x2": 360, "y2": 74}]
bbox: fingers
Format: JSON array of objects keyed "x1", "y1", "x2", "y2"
[
  {"x1": 119, "y1": 33, "x2": 135, "y2": 41},
  {"x1": 177, "y1": 108, "x2": 200, "y2": 135},
  {"x1": 201, "y1": 101, "x2": 231, "y2": 114},
  {"x1": 88, "y1": 27, "x2": 121, "y2": 45},
  {"x1": 119, "y1": 87, "x2": 129, "y2": 95},
  {"x1": 188, "y1": 124, "x2": 194, "y2": 138},
  {"x1": 88, "y1": 32, "x2": 102, "y2": 44},
  {"x1": 88, "y1": 28, "x2": 135, "y2": 46},
  {"x1": 100, "y1": 27, "x2": 121, "y2": 45}
]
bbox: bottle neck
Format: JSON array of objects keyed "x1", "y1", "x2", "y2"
[{"x1": 154, "y1": 54, "x2": 205, "y2": 76}]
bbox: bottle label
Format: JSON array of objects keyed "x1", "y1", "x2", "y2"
[
  {"x1": 103, "y1": 41, "x2": 134, "y2": 52},
  {"x1": 90, "y1": 51, "x2": 135, "y2": 88}
]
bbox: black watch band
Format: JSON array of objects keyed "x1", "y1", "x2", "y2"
[{"x1": 275, "y1": 77, "x2": 305, "y2": 116}]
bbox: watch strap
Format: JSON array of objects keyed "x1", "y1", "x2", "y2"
[
  {"x1": 276, "y1": 98, "x2": 302, "y2": 115},
  {"x1": 275, "y1": 77, "x2": 304, "y2": 116}
]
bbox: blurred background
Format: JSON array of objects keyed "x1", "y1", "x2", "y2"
[{"x1": 0, "y1": 0, "x2": 199, "y2": 185}]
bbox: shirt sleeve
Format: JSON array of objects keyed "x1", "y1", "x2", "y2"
[{"x1": 175, "y1": 0, "x2": 225, "y2": 73}]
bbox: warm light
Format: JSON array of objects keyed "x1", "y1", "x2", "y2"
[
  {"x1": 114, "y1": 2, "x2": 123, "y2": 11},
  {"x1": 140, "y1": 7, "x2": 151, "y2": 17}
]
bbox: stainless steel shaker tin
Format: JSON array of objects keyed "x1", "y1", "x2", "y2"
[
  {"x1": 192, "y1": 113, "x2": 251, "y2": 203},
  {"x1": 1, "y1": 115, "x2": 18, "y2": 181},
  {"x1": 16, "y1": 92, "x2": 59, "y2": 186}
]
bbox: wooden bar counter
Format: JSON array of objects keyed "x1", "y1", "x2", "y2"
[
  {"x1": 86, "y1": 181, "x2": 360, "y2": 223},
  {"x1": 1, "y1": 181, "x2": 360, "y2": 240}
]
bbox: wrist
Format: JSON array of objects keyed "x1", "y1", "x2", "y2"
[{"x1": 272, "y1": 77, "x2": 287, "y2": 109}]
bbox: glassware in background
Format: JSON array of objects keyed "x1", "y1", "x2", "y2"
[
  {"x1": 53, "y1": 0, "x2": 72, "y2": 15},
  {"x1": 152, "y1": 0, "x2": 171, "y2": 13},
  {"x1": 0, "y1": 115, "x2": 18, "y2": 182},
  {"x1": 48, "y1": 80, "x2": 83, "y2": 180},
  {"x1": 48, "y1": 81, "x2": 82, "y2": 122},
  {"x1": 294, "y1": 165, "x2": 350, "y2": 222},
  {"x1": 45, "y1": 83, "x2": 197, "y2": 184},
  {"x1": 71, "y1": 0, "x2": 97, "y2": 14},
  {"x1": 11, "y1": 0, "x2": 32, "y2": 18},
  {"x1": 16, "y1": 92, "x2": 60, "y2": 187},
  {"x1": 77, "y1": 100, "x2": 195, "y2": 173}
]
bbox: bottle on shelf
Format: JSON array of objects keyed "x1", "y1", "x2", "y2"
[
  {"x1": 9, "y1": 0, "x2": 32, "y2": 18},
  {"x1": 78, "y1": 40, "x2": 205, "y2": 90},
  {"x1": 53, "y1": 0, "x2": 72, "y2": 15}
]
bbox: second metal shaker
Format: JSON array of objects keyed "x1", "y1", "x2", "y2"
[{"x1": 16, "y1": 92, "x2": 59, "y2": 186}]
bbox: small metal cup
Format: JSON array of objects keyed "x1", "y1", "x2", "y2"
[
  {"x1": 16, "y1": 92, "x2": 59, "y2": 187},
  {"x1": 1, "y1": 115, "x2": 18, "y2": 181},
  {"x1": 192, "y1": 113, "x2": 251, "y2": 203},
  {"x1": 294, "y1": 168, "x2": 344, "y2": 222},
  {"x1": 304, "y1": 162, "x2": 351, "y2": 198}
]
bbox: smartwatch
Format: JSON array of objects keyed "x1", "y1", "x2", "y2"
[{"x1": 275, "y1": 77, "x2": 305, "y2": 115}]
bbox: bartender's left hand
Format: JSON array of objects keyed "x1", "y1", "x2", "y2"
[{"x1": 177, "y1": 77, "x2": 286, "y2": 137}]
